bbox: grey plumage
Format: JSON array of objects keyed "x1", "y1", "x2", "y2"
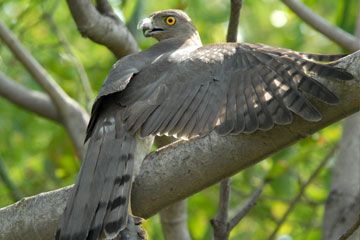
[{"x1": 56, "y1": 9, "x2": 354, "y2": 240}]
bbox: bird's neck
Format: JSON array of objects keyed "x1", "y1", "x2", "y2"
[{"x1": 151, "y1": 34, "x2": 202, "y2": 54}]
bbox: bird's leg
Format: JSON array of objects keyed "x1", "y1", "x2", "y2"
[{"x1": 116, "y1": 215, "x2": 148, "y2": 240}]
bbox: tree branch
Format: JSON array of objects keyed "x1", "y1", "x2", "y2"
[
  {"x1": 0, "y1": 51, "x2": 358, "y2": 240},
  {"x1": 0, "y1": 72, "x2": 60, "y2": 122},
  {"x1": 0, "y1": 19, "x2": 89, "y2": 158},
  {"x1": 228, "y1": 182, "x2": 265, "y2": 229},
  {"x1": 159, "y1": 200, "x2": 191, "y2": 240},
  {"x1": 66, "y1": 0, "x2": 140, "y2": 59},
  {"x1": 43, "y1": 12, "x2": 93, "y2": 108},
  {"x1": 281, "y1": 0, "x2": 360, "y2": 52},
  {"x1": 226, "y1": 0, "x2": 242, "y2": 42},
  {"x1": 156, "y1": 136, "x2": 191, "y2": 240},
  {"x1": 211, "y1": 178, "x2": 232, "y2": 240},
  {"x1": 356, "y1": 1, "x2": 360, "y2": 38},
  {"x1": 322, "y1": 112, "x2": 360, "y2": 240}
]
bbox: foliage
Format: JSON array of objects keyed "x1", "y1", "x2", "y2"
[{"x1": 0, "y1": 0, "x2": 356, "y2": 239}]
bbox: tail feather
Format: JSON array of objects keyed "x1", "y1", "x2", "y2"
[
  {"x1": 56, "y1": 109, "x2": 136, "y2": 240},
  {"x1": 103, "y1": 133, "x2": 135, "y2": 238}
]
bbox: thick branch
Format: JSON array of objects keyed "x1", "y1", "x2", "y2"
[
  {"x1": 281, "y1": 0, "x2": 360, "y2": 52},
  {"x1": 0, "y1": 72, "x2": 60, "y2": 122},
  {"x1": 66, "y1": 0, "x2": 139, "y2": 59},
  {"x1": 0, "y1": 19, "x2": 89, "y2": 158},
  {"x1": 0, "y1": 52, "x2": 358, "y2": 239}
]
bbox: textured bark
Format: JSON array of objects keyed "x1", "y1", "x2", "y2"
[
  {"x1": 322, "y1": 113, "x2": 360, "y2": 240},
  {"x1": 160, "y1": 200, "x2": 191, "y2": 240},
  {"x1": 0, "y1": 52, "x2": 358, "y2": 240},
  {"x1": 157, "y1": 137, "x2": 192, "y2": 240},
  {"x1": 0, "y1": 186, "x2": 73, "y2": 240}
]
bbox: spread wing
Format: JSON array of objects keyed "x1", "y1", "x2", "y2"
[{"x1": 117, "y1": 43, "x2": 353, "y2": 139}]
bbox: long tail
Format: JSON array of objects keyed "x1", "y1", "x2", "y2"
[{"x1": 56, "y1": 107, "x2": 136, "y2": 240}]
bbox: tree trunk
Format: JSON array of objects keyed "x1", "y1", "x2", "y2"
[{"x1": 322, "y1": 112, "x2": 360, "y2": 239}]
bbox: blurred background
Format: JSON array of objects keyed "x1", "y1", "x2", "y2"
[{"x1": 0, "y1": 0, "x2": 358, "y2": 239}]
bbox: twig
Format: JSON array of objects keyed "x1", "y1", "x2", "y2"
[
  {"x1": 227, "y1": 0, "x2": 243, "y2": 42},
  {"x1": 228, "y1": 182, "x2": 266, "y2": 229},
  {"x1": 217, "y1": 178, "x2": 231, "y2": 224},
  {"x1": 338, "y1": 214, "x2": 360, "y2": 240},
  {"x1": 268, "y1": 145, "x2": 338, "y2": 240},
  {"x1": 0, "y1": 72, "x2": 60, "y2": 122},
  {"x1": 0, "y1": 19, "x2": 89, "y2": 158},
  {"x1": 66, "y1": 0, "x2": 139, "y2": 59},
  {"x1": 211, "y1": 178, "x2": 232, "y2": 240},
  {"x1": 43, "y1": 12, "x2": 93, "y2": 108},
  {"x1": 0, "y1": 156, "x2": 23, "y2": 201},
  {"x1": 232, "y1": 187, "x2": 324, "y2": 206},
  {"x1": 280, "y1": 0, "x2": 360, "y2": 52}
]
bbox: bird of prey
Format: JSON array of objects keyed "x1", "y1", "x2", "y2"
[{"x1": 56, "y1": 9, "x2": 353, "y2": 240}]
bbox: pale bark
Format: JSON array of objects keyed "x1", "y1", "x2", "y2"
[
  {"x1": 0, "y1": 52, "x2": 358, "y2": 240},
  {"x1": 160, "y1": 200, "x2": 191, "y2": 240},
  {"x1": 156, "y1": 136, "x2": 192, "y2": 240}
]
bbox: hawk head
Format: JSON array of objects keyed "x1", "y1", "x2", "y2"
[{"x1": 137, "y1": 9, "x2": 200, "y2": 42}]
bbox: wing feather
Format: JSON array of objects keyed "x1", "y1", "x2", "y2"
[
  {"x1": 215, "y1": 72, "x2": 238, "y2": 135},
  {"x1": 168, "y1": 81, "x2": 210, "y2": 137},
  {"x1": 159, "y1": 85, "x2": 202, "y2": 136},
  {"x1": 243, "y1": 70, "x2": 259, "y2": 133},
  {"x1": 120, "y1": 42, "x2": 353, "y2": 139}
]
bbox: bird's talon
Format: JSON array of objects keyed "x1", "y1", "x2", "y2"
[{"x1": 134, "y1": 216, "x2": 146, "y2": 225}]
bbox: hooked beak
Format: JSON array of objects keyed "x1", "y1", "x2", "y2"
[{"x1": 137, "y1": 17, "x2": 164, "y2": 37}]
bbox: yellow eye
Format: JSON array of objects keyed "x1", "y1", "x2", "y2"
[{"x1": 165, "y1": 16, "x2": 176, "y2": 25}]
